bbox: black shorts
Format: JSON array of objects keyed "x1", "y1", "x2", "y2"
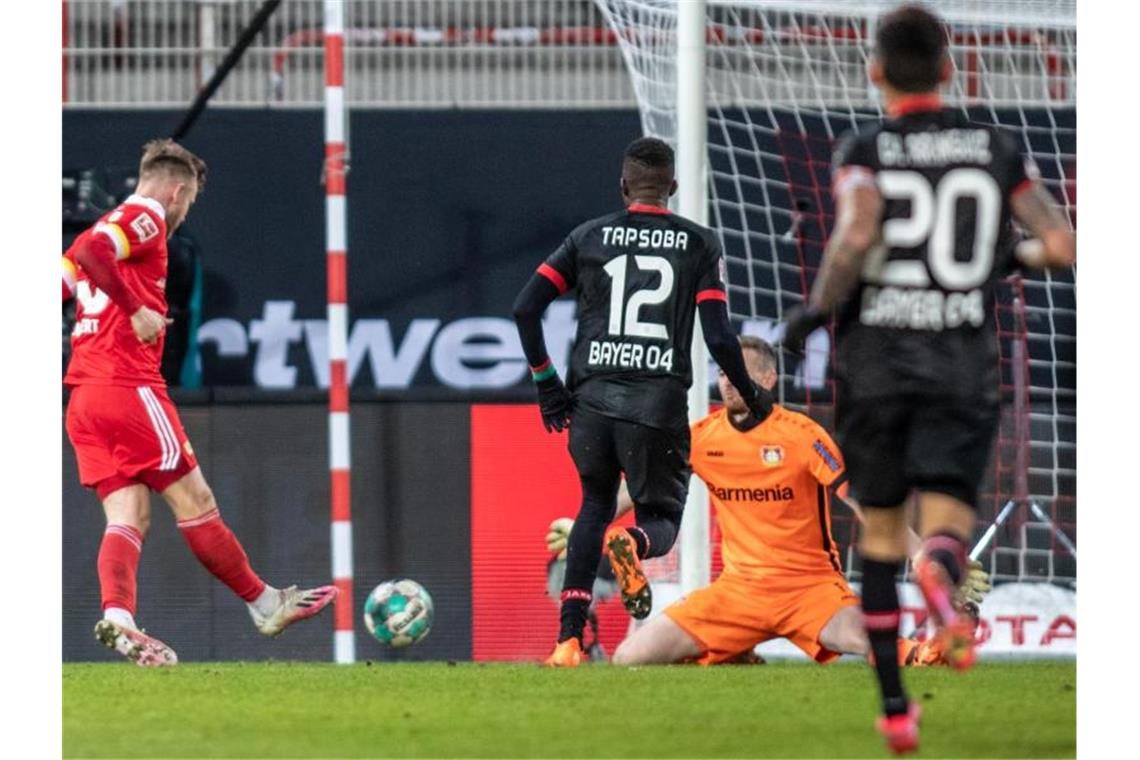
[
  {"x1": 568, "y1": 408, "x2": 691, "y2": 518},
  {"x1": 836, "y1": 396, "x2": 998, "y2": 509}
]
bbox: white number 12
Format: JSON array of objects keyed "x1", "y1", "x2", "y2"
[{"x1": 603, "y1": 255, "x2": 674, "y2": 340}]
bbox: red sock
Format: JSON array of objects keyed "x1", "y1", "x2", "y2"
[
  {"x1": 177, "y1": 509, "x2": 266, "y2": 602},
  {"x1": 98, "y1": 524, "x2": 143, "y2": 615}
]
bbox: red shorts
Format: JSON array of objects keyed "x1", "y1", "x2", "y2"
[{"x1": 65, "y1": 384, "x2": 198, "y2": 499}]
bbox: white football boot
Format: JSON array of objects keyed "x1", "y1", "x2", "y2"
[
  {"x1": 94, "y1": 619, "x2": 178, "y2": 667},
  {"x1": 249, "y1": 584, "x2": 338, "y2": 637}
]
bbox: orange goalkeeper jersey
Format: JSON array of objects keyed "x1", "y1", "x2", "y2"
[{"x1": 690, "y1": 405, "x2": 847, "y2": 579}]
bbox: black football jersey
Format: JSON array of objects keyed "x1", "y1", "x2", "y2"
[
  {"x1": 831, "y1": 106, "x2": 1034, "y2": 403},
  {"x1": 540, "y1": 204, "x2": 726, "y2": 430}
]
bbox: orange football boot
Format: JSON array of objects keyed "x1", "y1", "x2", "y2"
[
  {"x1": 544, "y1": 638, "x2": 583, "y2": 668},
  {"x1": 604, "y1": 526, "x2": 652, "y2": 619},
  {"x1": 907, "y1": 636, "x2": 951, "y2": 667},
  {"x1": 915, "y1": 557, "x2": 977, "y2": 671}
]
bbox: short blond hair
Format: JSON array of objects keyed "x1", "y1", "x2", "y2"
[
  {"x1": 139, "y1": 139, "x2": 207, "y2": 190},
  {"x1": 738, "y1": 335, "x2": 778, "y2": 372}
]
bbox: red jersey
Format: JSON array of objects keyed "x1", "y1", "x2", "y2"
[{"x1": 64, "y1": 195, "x2": 169, "y2": 388}]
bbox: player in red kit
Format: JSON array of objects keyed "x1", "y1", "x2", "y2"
[{"x1": 63, "y1": 140, "x2": 337, "y2": 666}]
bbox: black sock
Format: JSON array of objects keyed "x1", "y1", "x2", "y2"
[
  {"x1": 861, "y1": 557, "x2": 908, "y2": 716},
  {"x1": 629, "y1": 512, "x2": 682, "y2": 559},
  {"x1": 558, "y1": 590, "x2": 591, "y2": 644},
  {"x1": 626, "y1": 526, "x2": 650, "y2": 558},
  {"x1": 923, "y1": 532, "x2": 967, "y2": 586},
  {"x1": 559, "y1": 490, "x2": 616, "y2": 643}
]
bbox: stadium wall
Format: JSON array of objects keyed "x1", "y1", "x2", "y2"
[
  {"x1": 61, "y1": 400, "x2": 637, "y2": 662},
  {"x1": 62, "y1": 400, "x2": 1076, "y2": 662},
  {"x1": 62, "y1": 401, "x2": 474, "y2": 662}
]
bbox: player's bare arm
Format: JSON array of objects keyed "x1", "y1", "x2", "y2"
[
  {"x1": 810, "y1": 184, "x2": 884, "y2": 312},
  {"x1": 1011, "y1": 183, "x2": 1076, "y2": 269},
  {"x1": 783, "y1": 184, "x2": 883, "y2": 353}
]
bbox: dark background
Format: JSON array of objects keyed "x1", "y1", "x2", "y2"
[
  {"x1": 62, "y1": 108, "x2": 1074, "y2": 402},
  {"x1": 63, "y1": 401, "x2": 473, "y2": 662},
  {"x1": 63, "y1": 109, "x2": 642, "y2": 387}
]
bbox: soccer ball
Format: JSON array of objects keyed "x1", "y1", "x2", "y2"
[{"x1": 363, "y1": 579, "x2": 434, "y2": 648}]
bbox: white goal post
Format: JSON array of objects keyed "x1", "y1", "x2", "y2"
[{"x1": 677, "y1": 0, "x2": 711, "y2": 594}]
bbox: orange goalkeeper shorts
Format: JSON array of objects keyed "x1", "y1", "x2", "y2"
[{"x1": 664, "y1": 569, "x2": 859, "y2": 665}]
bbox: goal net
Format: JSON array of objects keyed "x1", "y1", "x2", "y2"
[{"x1": 595, "y1": 0, "x2": 1076, "y2": 589}]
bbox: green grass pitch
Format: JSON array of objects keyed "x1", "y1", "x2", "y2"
[{"x1": 63, "y1": 660, "x2": 1074, "y2": 758}]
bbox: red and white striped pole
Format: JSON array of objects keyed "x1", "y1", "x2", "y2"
[{"x1": 324, "y1": 0, "x2": 354, "y2": 664}]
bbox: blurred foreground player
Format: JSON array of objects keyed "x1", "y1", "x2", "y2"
[
  {"x1": 512, "y1": 137, "x2": 774, "y2": 667},
  {"x1": 783, "y1": 5, "x2": 1075, "y2": 752},
  {"x1": 63, "y1": 140, "x2": 337, "y2": 666},
  {"x1": 547, "y1": 338, "x2": 991, "y2": 667}
]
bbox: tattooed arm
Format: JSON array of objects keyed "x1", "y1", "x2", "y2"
[
  {"x1": 807, "y1": 184, "x2": 885, "y2": 313},
  {"x1": 1010, "y1": 183, "x2": 1076, "y2": 270}
]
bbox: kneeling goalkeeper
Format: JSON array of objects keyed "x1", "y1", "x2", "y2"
[{"x1": 547, "y1": 337, "x2": 990, "y2": 665}]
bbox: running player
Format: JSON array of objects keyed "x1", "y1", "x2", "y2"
[
  {"x1": 512, "y1": 137, "x2": 774, "y2": 667},
  {"x1": 782, "y1": 5, "x2": 1075, "y2": 752},
  {"x1": 64, "y1": 139, "x2": 338, "y2": 666},
  {"x1": 545, "y1": 337, "x2": 990, "y2": 667}
]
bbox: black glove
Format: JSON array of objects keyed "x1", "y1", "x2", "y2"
[
  {"x1": 733, "y1": 382, "x2": 775, "y2": 431},
  {"x1": 782, "y1": 305, "x2": 829, "y2": 356},
  {"x1": 536, "y1": 375, "x2": 572, "y2": 433}
]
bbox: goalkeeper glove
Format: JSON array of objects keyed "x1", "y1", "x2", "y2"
[
  {"x1": 953, "y1": 558, "x2": 993, "y2": 611},
  {"x1": 545, "y1": 517, "x2": 574, "y2": 560},
  {"x1": 534, "y1": 374, "x2": 572, "y2": 433},
  {"x1": 782, "y1": 304, "x2": 829, "y2": 356}
]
